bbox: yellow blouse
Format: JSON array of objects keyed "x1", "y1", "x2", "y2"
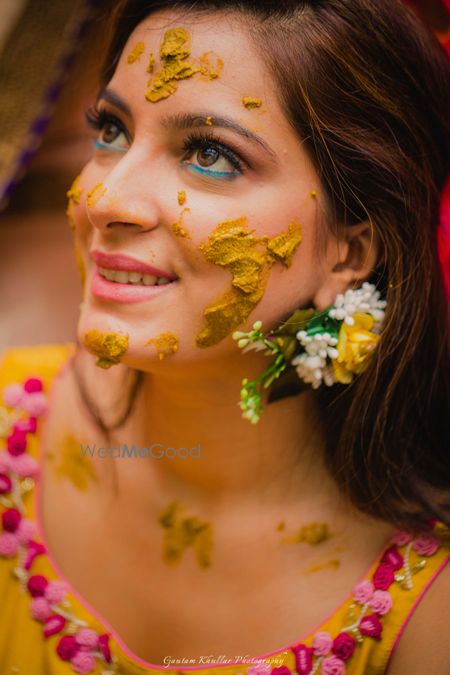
[{"x1": 0, "y1": 344, "x2": 449, "y2": 675}]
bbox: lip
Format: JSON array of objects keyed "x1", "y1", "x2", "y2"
[{"x1": 90, "y1": 250, "x2": 178, "y2": 280}]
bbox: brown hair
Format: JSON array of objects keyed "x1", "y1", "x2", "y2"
[{"x1": 96, "y1": 0, "x2": 450, "y2": 530}]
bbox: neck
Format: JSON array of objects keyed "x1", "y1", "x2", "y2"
[{"x1": 68, "y1": 348, "x2": 341, "y2": 514}]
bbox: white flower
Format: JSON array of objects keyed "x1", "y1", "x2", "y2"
[
  {"x1": 296, "y1": 331, "x2": 339, "y2": 359},
  {"x1": 329, "y1": 282, "x2": 386, "y2": 326}
]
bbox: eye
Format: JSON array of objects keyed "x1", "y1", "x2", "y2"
[
  {"x1": 182, "y1": 132, "x2": 244, "y2": 179},
  {"x1": 85, "y1": 106, "x2": 129, "y2": 153}
]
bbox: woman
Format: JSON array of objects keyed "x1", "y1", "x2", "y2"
[{"x1": 1, "y1": 0, "x2": 449, "y2": 673}]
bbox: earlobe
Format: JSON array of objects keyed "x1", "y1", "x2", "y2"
[{"x1": 312, "y1": 220, "x2": 381, "y2": 309}]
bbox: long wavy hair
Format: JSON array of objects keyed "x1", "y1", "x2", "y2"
[{"x1": 89, "y1": 0, "x2": 450, "y2": 530}]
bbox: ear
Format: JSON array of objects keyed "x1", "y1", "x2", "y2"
[{"x1": 312, "y1": 220, "x2": 381, "y2": 310}]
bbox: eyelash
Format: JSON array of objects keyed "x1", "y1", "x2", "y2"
[
  {"x1": 85, "y1": 105, "x2": 247, "y2": 175},
  {"x1": 182, "y1": 131, "x2": 245, "y2": 174}
]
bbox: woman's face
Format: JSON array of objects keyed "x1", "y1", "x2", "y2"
[{"x1": 72, "y1": 10, "x2": 336, "y2": 372}]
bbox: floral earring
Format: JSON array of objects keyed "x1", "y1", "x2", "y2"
[{"x1": 232, "y1": 282, "x2": 387, "y2": 424}]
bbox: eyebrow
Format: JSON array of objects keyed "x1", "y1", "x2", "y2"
[{"x1": 97, "y1": 88, "x2": 277, "y2": 160}]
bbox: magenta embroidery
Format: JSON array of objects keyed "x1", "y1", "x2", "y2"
[{"x1": 0, "y1": 378, "x2": 119, "y2": 675}]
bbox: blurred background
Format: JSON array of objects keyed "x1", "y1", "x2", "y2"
[{"x1": 0, "y1": 0, "x2": 449, "y2": 351}]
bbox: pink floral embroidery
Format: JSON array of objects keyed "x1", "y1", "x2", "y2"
[
  {"x1": 247, "y1": 664, "x2": 272, "y2": 675},
  {"x1": 412, "y1": 533, "x2": 440, "y2": 556},
  {"x1": 359, "y1": 613, "x2": 383, "y2": 640},
  {"x1": 380, "y1": 545, "x2": 404, "y2": 570},
  {"x1": 312, "y1": 631, "x2": 333, "y2": 656},
  {"x1": 389, "y1": 530, "x2": 412, "y2": 547},
  {"x1": 332, "y1": 633, "x2": 355, "y2": 661},
  {"x1": 368, "y1": 590, "x2": 393, "y2": 616},
  {"x1": 372, "y1": 563, "x2": 395, "y2": 590},
  {"x1": 352, "y1": 579, "x2": 374, "y2": 604},
  {"x1": 0, "y1": 377, "x2": 117, "y2": 674},
  {"x1": 291, "y1": 643, "x2": 313, "y2": 673},
  {"x1": 321, "y1": 655, "x2": 346, "y2": 674}
]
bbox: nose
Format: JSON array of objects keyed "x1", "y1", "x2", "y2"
[{"x1": 85, "y1": 150, "x2": 161, "y2": 234}]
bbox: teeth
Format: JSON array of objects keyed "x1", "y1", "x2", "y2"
[{"x1": 99, "y1": 267, "x2": 173, "y2": 286}]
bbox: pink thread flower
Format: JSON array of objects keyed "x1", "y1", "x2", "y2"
[
  {"x1": 9, "y1": 453, "x2": 39, "y2": 478},
  {"x1": 381, "y1": 546, "x2": 404, "y2": 571},
  {"x1": 98, "y1": 633, "x2": 112, "y2": 663},
  {"x1": 247, "y1": 664, "x2": 272, "y2": 675},
  {"x1": 24, "y1": 378, "x2": 43, "y2": 393},
  {"x1": 27, "y1": 574, "x2": 49, "y2": 597},
  {"x1": 312, "y1": 631, "x2": 333, "y2": 656},
  {"x1": 44, "y1": 614, "x2": 66, "y2": 638},
  {"x1": 75, "y1": 628, "x2": 99, "y2": 649},
  {"x1": 16, "y1": 417, "x2": 38, "y2": 434},
  {"x1": 30, "y1": 597, "x2": 52, "y2": 621},
  {"x1": 359, "y1": 613, "x2": 383, "y2": 640},
  {"x1": 2, "y1": 507, "x2": 21, "y2": 532},
  {"x1": 372, "y1": 563, "x2": 395, "y2": 590},
  {"x1": 368, "y1": 590, "x2": 393, "y2": 616},
  {"x1": 16, "y1": 518, "x2": 35, "y2": 544},
  {"x1": 412, "y1": 533, "x2": 440, "y2": 556},
  {"x1": 352, "y1": 579, "x2": 374, "y2": 604},
  {"x1": 0, "y1": 452, "x2": 12, "y2": 472},
  {"x1": 71, "y1": 651, "x2": 96, "y2": 674},
  {"x1": 332, "y1": 633, "x2": 355, "y2": 661},
  {"x1": 321, "y1": 655, "x2": 346, "y2": 674},
  {"x1": 0, "y1": 472, "x2": 12, "y2": 494},
  {"x1": 390, "y1": 530, "x2": 412, "y2": 547},
  {"x1": 22, "y1": 392, "x2": 47, "y2": 417},
  {"x1": 57, "y1": 635, "x2": 80, "y2": 661},
  {"x1": 2, "y1": 383, "x2": 23, "y2": 408},
  {"x1": 45, "y1": 580, "x2": 68, "y2": 605},
  {"x1": 291, "y1": 643, "x2": 313, "y2": 674},
  {"x1": 24, "y1": 540, "x2": 46, "y2": 570},
  {"x1": 7, "y1": 428, "x2": 27, "y2": 456},
  {"x1": 0, "y1": 531, "x2": 19, "y2": 556}
]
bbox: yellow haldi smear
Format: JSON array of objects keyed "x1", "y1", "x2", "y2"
[
  {"x1": 283, "y1": 522, "x2": 333, "y2": 546},
  {"x1": 177, "y1": 190, "x2": 186, "y2": 205},
  {"x1": 54, "y1": 434, "x2": 97, "y2": 491},
  {"x1": 66, "y1": 175, "x2": 82, "y2": 231},
  {"x1": 145, "y1": 30, "x2": 223, "y2": 102},
  {"x1": 205, "y1": 116, "x2": 213, "y2": 126},
  {"x1": 266, "y1": 220, "x2": 303, "y2": 268},
  {"x1": 74, "y1": 242, "x2": 86, "y2": 292},
  {"x1": 172, "y1": 207, "x2": 191, "y2": 239},
  {"x1": 196, "y1": 217, "x2": 303, "y2": 347},
  {"x1": 146, "y1": 52, "x2": 155, "y2": 73},
  {"x1": 305, "y1": 559, "x2": 341, "y2": 574},
  {"x1": 127, "y1": 41, "x2": 145, "y2": 63},
  {"x1": 242, "y1": 96, "x2": 262, "y2": 109},
  {"x1": 86, "y1": 182, "x2": 106, "y2": 208},
  {"x1": 310, "y1": 190, "x2": 318, "y2": 199},
  {"x1": 158, "y1": 500, "x2": 213, "y2": 569},
  {"x1": 83, "y1": 329, "x2": 128, "y2": 369},
  {"x1": 145, "y1": 332, "x2": 179, "y2": 360}
]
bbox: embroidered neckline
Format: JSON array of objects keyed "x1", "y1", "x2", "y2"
[{"x1": 0, "y1": 371, "x2": 446, "y2": 675}]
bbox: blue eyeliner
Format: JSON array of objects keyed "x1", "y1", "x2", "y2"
[
  {"x1": 93, "y1": 140, "x2": 128, "y2": 153},
  {"x1": 183, "y1": 161, "x2": 240, "y2": 179}
]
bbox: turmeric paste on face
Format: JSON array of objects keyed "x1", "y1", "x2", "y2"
[
  {"x1": 86, "y1": 182, "x2": 106, "y2": 208},
  {"x1": 242, "y1": 96, "x2": 263, "y2": 109},
  {"x1": 195, "y1": 218, "x2": 302, "y2": 347},
  {"x1": 127, "y1": 41, "x2": 145, "y2": 64},
  {"x1": 145, "y1": 332, "x2": 179, "y2": 359},
  {"x1": 83, "y1": 330, "x2": 129, "y2": 369},
  {"x1": 145, "y1": 28, "x2": 223, "y2": 102},
  {"x1": 66, "y1": 175, "x2": 82, "y2": 231},
  {"x1": 282, "y1": 522, "x2": 333, "y2": 546},
  {"x1": 172, "y1": 208, "x2": 191, "y2": 239}
]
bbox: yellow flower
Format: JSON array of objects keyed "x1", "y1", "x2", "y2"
[{"x1": 332, "y1": 313, "x2": 380, "y2": 384}]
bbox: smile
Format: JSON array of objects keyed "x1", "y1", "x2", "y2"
[{"x1": 98, "y1": 267, "x2": 173, "y2": 286}]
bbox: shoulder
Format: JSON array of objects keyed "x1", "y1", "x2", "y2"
[
  {"x1": 386, "y1": 548, "x2": 450, "y2": 674},
  {"x1": 0, "y1": 343, "x2": 76, "y2": 390}
]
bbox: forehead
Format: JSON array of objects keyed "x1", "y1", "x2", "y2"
[{"x1": 112, "y1": 9, "x2": 276, "y2": 115}]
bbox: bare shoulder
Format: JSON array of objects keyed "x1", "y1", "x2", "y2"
[{"x1": 386, "y1": 557, "x2": 450, "y2": 674}]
